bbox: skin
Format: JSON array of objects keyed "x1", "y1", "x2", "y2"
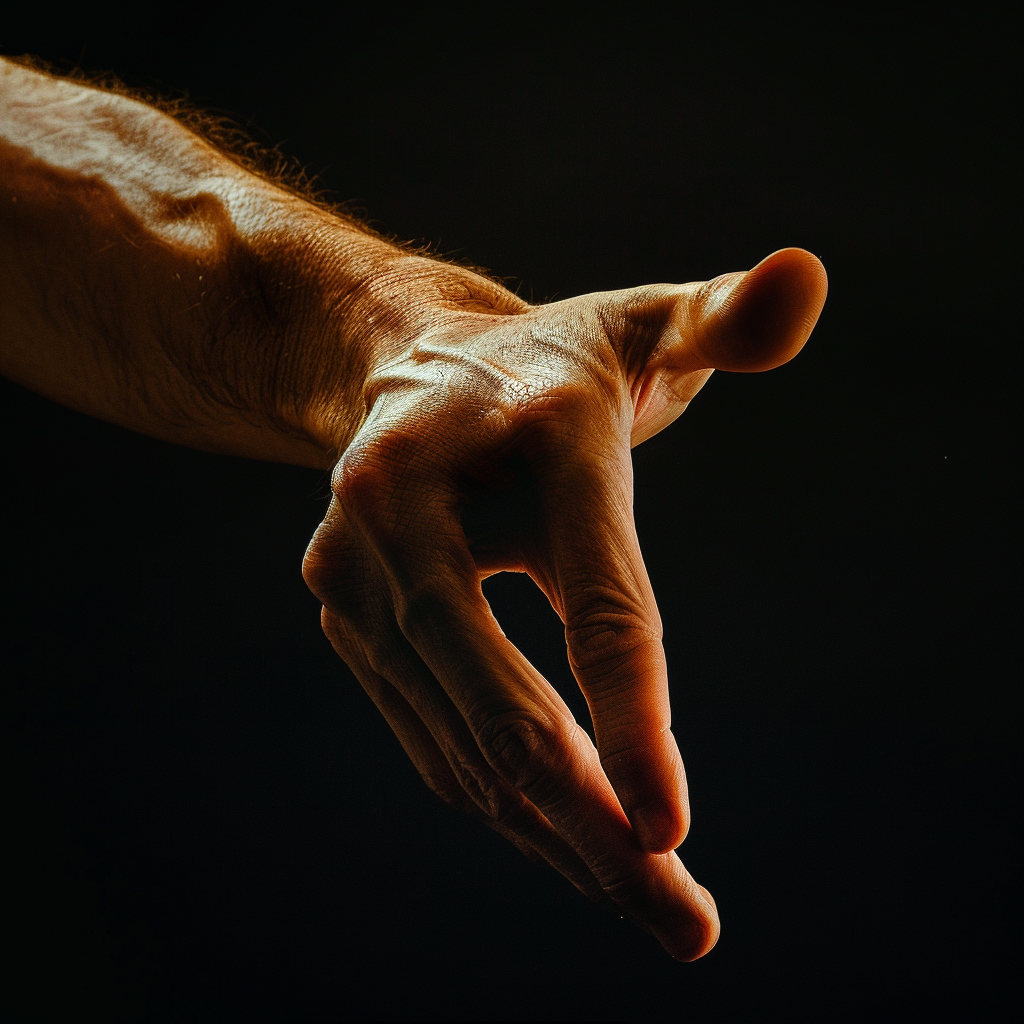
[{"x1": 0, "y1": 57, "x2": 827, "y2": 961}]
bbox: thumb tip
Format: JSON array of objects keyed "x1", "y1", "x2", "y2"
[
  {"x1": 696, "y1": 247, "x2": 828, "y2": 372},
  {"x1": 750, "y1": 245, "x2": 828, "y2": 293},
  {"x1": 750, "y1": 246, "x2": 829, "y2": 314}
]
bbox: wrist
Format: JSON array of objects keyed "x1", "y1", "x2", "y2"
[
  {"x1": 284, "y1": 222, "x2": 527, "y2": 463},
  {"x1": 0, "y1": 57, "x2": 527, "y2": 471}
]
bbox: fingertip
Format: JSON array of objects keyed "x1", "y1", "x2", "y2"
[
  {"x1": 664, "y1": 886, "x2": 721, "y2": 962},
  {"x1": 694, "y1": 246, "x2": 828, "y2": 373},
  {"x1": 607, "y1": 732, "x2": 691, "y2": 853},
  {"x1": 748, "y1": 247, "x2": 829, "y2": 342},
  {"x1": 633, "y1": 803, "x2": 688, "y2": 854},
  {"x1": 695, "y1": 883, "x2": 717, "y2": 912},
  {"x1": 669, "y1": 921, "x2": 720, "y2": 962}
]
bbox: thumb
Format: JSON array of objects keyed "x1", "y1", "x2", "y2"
[
  {"x1": 609, "y1": 247, "x2": 826, "y2": 445},
  {"x1": 681, "y1": 247, "x2": 828, "y2": 373}
]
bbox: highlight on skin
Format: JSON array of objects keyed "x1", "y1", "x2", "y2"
[{"x1": 1, "y1": 54, "x2": 827, "y2": 964}]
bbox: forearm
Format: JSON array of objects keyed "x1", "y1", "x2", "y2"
[{"x1": 0, "y1": 58, "x2": 520, "y2": 468}]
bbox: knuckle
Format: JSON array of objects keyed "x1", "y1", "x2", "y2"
[
  {"x1": 301, "y1": 539, "x2": 328, "y2": 594},
  {"x1": 319, "y1": 606, "x2": 347, "y2": 646},
  {"x1": 597, "y1": 736, "x2": 650, "y2": 769},
  {"x1": 564, "y1": 598, "x2": 662, "y2": 682},
  {"x1": 450, "y1": 755, "x2": 515, "y2": 822},
  {"x1": 334, "y1": 418, "x2": 443, "y2": 518},
  {"x1": 302, "y1": 535, "x2": 368, "y2": 617},
  {"x1": 301, "y1": 496, "x2": 366, "y2": 603},
  {"x1": 301, "y1": 526, "x2": 341, "y2": 595},
  {"x1": 597, "y1": 861, "x2": 649, "y2": 906},
  {"x1": 596, "y1": 290, "x2": 675, "y2": 370},
  {"x1": 475, "y1": 712, "x2": 574, "y2": 800},
  {"x1": 331, "y1": 442, "x2": 393, "y2": 522}
]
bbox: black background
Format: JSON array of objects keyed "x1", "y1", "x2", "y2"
[{"x1": 3, "y1": 8, "x2": 1018, "y2": 1021}]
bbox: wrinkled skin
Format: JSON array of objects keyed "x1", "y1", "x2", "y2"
[
  {"x1": 0, "y1": 58, "x2": 825, "y2": 963},
  {"x1": 302, "y1": 247, "x2": 827, "y2": 961}
]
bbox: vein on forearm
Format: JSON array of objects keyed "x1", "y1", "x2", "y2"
[
  {"x1": 0, "y1": 56, "x2": 384, "y2": 463},
  {"x1": 0, "y1": 55, "x2": 525, "y2": 466}
]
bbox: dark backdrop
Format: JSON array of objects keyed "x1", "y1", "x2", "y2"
[{"x1": 3, "y1": 9, "x2": 1017, "y2": 1021}]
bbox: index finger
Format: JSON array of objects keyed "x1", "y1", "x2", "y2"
[
  {"x1": 336, "y1": 439, "x2": 719, "y2": 960},
  {"x1": 523, "y1": 423, "x2": 688, "y2": 855}
]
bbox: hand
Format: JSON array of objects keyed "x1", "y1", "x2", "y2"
[
  {"x1": 302, "y1": 247, "x2": 827, "y2": 960},
  {"x1": 0, "y1": 57, "x2": 827, "y2": 962}
]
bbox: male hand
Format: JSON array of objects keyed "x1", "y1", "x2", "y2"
[
  {"x1": 0, "y1": 56, "x2": 825, "y2": 959},
  {"x1": 302, "y1": 247, "x2": 827, "y2": 961}
]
